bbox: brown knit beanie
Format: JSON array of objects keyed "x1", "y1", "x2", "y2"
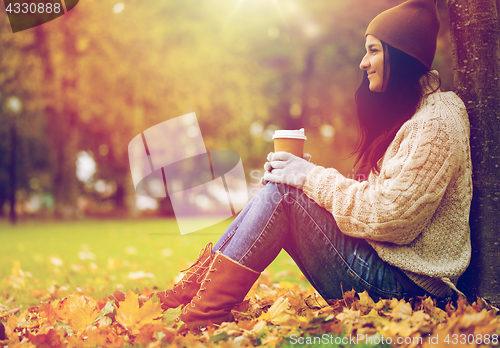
[{"x1": 365, "y1": 0, "x2": 440, "y2": 69}]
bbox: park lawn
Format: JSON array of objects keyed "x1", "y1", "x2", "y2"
[
  {"x1": 0, "y1": 217, "x2": 303, "y2": 310},
  {"x1": 1, "y1": 218, "x2": 499, "y2": 348},
  {"x1": 0, "y1": 218, "x2": 393, "y2": 348}
]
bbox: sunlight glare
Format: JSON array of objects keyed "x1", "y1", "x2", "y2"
[
  {"x1": 113, "y1": 2, "x2": 124, "y2": 14},
  {"x1": 229, "y1": 0, "x2": 288, "y2": 27},
  {"x1": 76, "y1": 151, "x2": 96, "y2": 183}
]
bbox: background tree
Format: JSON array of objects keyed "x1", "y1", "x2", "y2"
[
  {"x1": 0, "y1": 17, "x2": 52, "y2": 222},
  {"x1": 0, "y1": 0, "x2": 455, "y2": 221},
  {"x1": 448, "y1": 0, "x2": 500, "y2": 306}
]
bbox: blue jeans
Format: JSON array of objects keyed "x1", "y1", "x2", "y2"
[{"x1": 214, "y1": 183, "x2": 428, "y2": 301}]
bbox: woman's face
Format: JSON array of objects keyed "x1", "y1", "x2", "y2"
[{"x1": 359, "y1": 35, "x2": 387, "y2": 92}]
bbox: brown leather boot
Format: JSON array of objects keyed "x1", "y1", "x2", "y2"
[
  {"x1": 155, "y1": 242, "x2": 214, "y2": 310},
  {"x1": 110, "y1": 242, "x2": 214, "y2": 310},
  {"x1": 178, "y1": 251, "x2": 260, "y2": 331}
]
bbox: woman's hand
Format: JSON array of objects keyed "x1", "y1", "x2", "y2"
[{"x1": 261, "y1": 152, "x2": 316, "y2": 189}]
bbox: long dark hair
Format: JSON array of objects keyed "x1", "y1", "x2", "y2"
[{"x1": 353, "y1": 41, "x2": 440, "y2": 178}]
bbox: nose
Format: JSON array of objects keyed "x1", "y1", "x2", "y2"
[{"x1": 359, "y1": 54, "x2": 369, "y2": 71}]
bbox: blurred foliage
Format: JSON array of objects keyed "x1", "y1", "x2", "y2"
[{"x1": 0, "y1": 0, "x2": 454, "y2": 218}]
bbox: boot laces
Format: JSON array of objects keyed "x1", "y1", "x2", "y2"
[
  {"x1": 178, "y1": 242, "x2": 213, "y2": 288},
  {"x1": 183, "y1": 252, "x2": 220, "y2": 307},
  {"x1": 196, "y1": 256, "x2": 221, "y2": 289}
]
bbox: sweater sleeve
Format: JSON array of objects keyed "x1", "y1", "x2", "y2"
[{"x1": 302, "y1": 115, "x2": 458, "y2": 245}]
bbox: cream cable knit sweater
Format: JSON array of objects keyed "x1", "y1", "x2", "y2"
[{"x1": 302, "y1": 74, "x2": 472, "y2": 297}]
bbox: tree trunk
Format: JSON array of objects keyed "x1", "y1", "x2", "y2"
[
  {"x1": 9, "y1": 123, "x2": 17, "y2": 224},
  {"x1": 447, "y1": 0, "x2": 500, "y2": 306},
  {"x1": 36, "y1": 14, "x2": 80, "y2": 218},
  {"x1": 0, "y1": 185, "x2": 6, "y2": 217}
]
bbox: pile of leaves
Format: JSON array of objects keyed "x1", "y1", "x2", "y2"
[{"x1": 1, "y1": 279, "x2": 499, "y2": 348}]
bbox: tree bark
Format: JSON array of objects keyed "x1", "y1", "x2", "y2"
[
  {"x1": 447, "y1": 0, "x2": 500, "y2": 306},
  {"x1": 36, "y1": 14, "x2": 80, "y2": 218},
  {"x1": 9, "y1": 123, "x2": 17, "y2": 224},
  {"x1": 0, "y1": 185, "x2": 6, "y2": 217}
]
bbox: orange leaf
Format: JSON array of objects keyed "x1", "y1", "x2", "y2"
[
  {"x1": 457, "y1": 309, "x2": 494, "y2": 330},
  {"x1": 358, "y1": 291, "x2": 375, "y2": 314},
  {"x1": 116, "y1": 290, "x2": 163, "y2": 335},
  {"x1": 39, "y1": 302, "x2": 57, "y2": 326},
  {"x1": 134, "y1": 322, "x2": 161, "y2": 346},
  {"x1": 390, "y1": 301, "x2": 412, "y2": 320},
  {"x1": 85, "y1": 326, "x2": 109, "y2": 347},
  {"x1": 257, "y1": 296, "x2": 302, "y2": 327},
  {"x1": 28, "y1": 327, "x2": 65, "y2": 348},
  {"x1": 336, "y1": 307, "x2": 361, "y2": 323},
  {"x1": 2, "y1": 315, "x2": 19, "y2": 345},
  {"x1": 107, "y1": 328, "x2": 126, "y2": 348},
  {"x1": 62, "y1": 294, "x2": 100, "y2": 333}
]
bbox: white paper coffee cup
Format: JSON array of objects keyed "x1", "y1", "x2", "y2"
[{"x1": 273, "y1": 128, "x2": 307, "y2": 157}]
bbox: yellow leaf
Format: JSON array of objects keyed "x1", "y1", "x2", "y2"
[
  {"x1": 54, "y1": 293, "x2": 99, "y2": 333},
  {"x1": 265, "y1": 296, "x2": 289, "y2": 319},
  {"x1": 420, "y1": 297, "x2": 435, "y2": 314},
  {"x1": 251, "y1": 320, "x2": 268, "y2": 336},
  {"x1": 373, "y1": 298, "x2": 390, "y2": 311},
  {"x1": 390, "y1": 301, "x2": 412, "y2": 320},
  {"x1": 258, "y1": 296, "x2": 301, "y2": 327},
  {"x1": 383, "y1": 321, "x2": 416, "y2": 338},
  {"x1": 2, "y1": 315, "x2": 20, "y2": 345},
  {"x1": 335, "y1": 308, "x2": 361, "y2": 336},
  {"x1": 457, "y1": 309, "x2": 492, "y2": 329},
  {"x1": 336, "y1": 308, "x2": 360, "y2": 322},
  {"x1": 358, "y1": 291, "x2": 375, "y2": 313},
  {"x1": 116, "y1": 290, "x2": 163, "y2": 335},
  {"x1": 363, "y1": 308, "x2": 381, "y2": 318},
  {"x1": 388, "y1": 297, "x2": 400, "y2": 309},
  {"x1": 163, "y1": 305, "x2": 182, "y2": 327},
  {"x1": 305, "y1": 292, "x2": 329, "y2": 309},
  {"x1": 409, "y1": 310, "x2": 430, "y2": 325},
  {"x1": 261, "y1": 334, "x2": 283, "y2": 346},
  {"x1": 420, "y1": 296, "x2": 447, "y2": 322},
  {"x1": 134, "y1": 322, "x2": 162, "y2": 346},
  {"x1": 68, "y1": 297, "x2": 99, "y2": 332},
  {"x1": 84, "y1": 326, "x2": 108, "y2": 347},
  {"x1": 473, "y1": 320, "x2": 498, "y2": 336}
]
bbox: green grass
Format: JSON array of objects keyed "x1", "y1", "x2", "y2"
[{"x1": 0, "y1": 217, "x2": 302, "y2": 310}]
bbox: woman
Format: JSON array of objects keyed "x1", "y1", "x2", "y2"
[{"x1": 132, "y1": 0, "x2": 472, "y2": 331}]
